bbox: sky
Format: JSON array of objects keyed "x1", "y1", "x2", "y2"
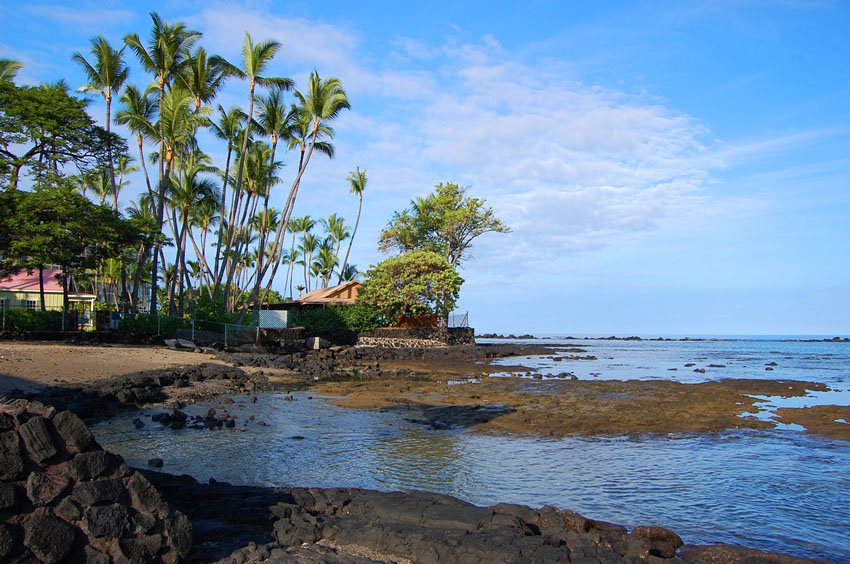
[{"x1": 2, "y1": 0, "x2": 849, "y2": 335}]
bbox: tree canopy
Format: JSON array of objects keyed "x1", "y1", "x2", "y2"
[
  {"x1": 0, "y1": 80, "x2": 124, "y2": 190},
  {"x1": 357, "y1": 250, "x2": 463, "y2": 323},
  {"x1": 378, "y1": 182, "x2": 510, "y2": 267}
]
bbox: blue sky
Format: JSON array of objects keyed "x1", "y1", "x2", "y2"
[{"x1": 2, "y1": 1, "x2": 848, "y2": 335}]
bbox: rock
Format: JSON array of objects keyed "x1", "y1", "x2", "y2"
[
  {"x1": 19, "y1": 416, "x2": 57, "y2": 463},
  {"x1": 0, "y1": 523, "x2": 14, "y2": 559},
  {"x1": 126, "y1": 473, "x2": 167, "y2": 516},
  {"x1": 83, "y1": 546, "x2": 111, "y2": 564},
  {"x1": 84, "y1": 505, "x2": 130, "y2": 538},
  {"x1": 0, "y1": 482, "x2": 19, "y2": 511},
  {"x1": 120, "y1": 534, "x2": 163, "y2": 561},
  {"x1": 26, "y1": 471, "x2": 70, "y2": 507},
  {"x1": 72, "y1": 477, "x2": 124, "y2": 506},
  {"x1": 68, "y1": 451, "x2": 114, "y2": 481},
  {"x1": 0, "y1": 412, "x2": 15, "y2": 431},
  {"x1": 632, "y1": 525, "x2": 683, "y2": 558},
  {"x1": 693, "y1": 368, "x2": 706, "y2": 374},
  {"x1": 0, "y1": 431, "x2": 25, "y2": 480},
  {"x1": 54, "y1": 497, "x2": 82, "y2": 522},
  {"x1": 148, "y1": 457, "x2": 164, "y2": 468},
  {"x1": 52, "y1": 411, "x2": 94, "y2": 453},
  {"x1": 165, "y1": 511, "x2": 193, "y2": 559},
  {"x1": 23, "y1": 513, "x2": 77, "y2": 564}
]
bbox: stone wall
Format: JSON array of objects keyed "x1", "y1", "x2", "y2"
[
  {"x1": 0, "y1": 400, "x2": 192, "y2": 562},
  {"x1": 356, "y1": 326, "x2": 476, "y2": 349}
]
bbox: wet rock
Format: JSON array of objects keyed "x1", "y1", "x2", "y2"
[
  {"x1": 23, "y1": 513, "x2": 77, "y2": 564},
  {"x1": 52, "y1": 410, "x2": 94, "y2": 453},
  {"x1": 632, "y1": 525, "x2": 683, "y2": 558},
  {"x1": 26, "y1": 471, "x2": 70, "y2": 506},
  {"x1": 148, "y1": 457, "x2": 164, "y2": 468},
  {"x1": 694, "y1": 368, "x2": 706, "y2": 374},
  {"x1": 19, "y1": 416, "x2": 57, "y2": 463}
]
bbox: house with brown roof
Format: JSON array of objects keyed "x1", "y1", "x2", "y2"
[{"x1": 0, "y1": 268, "x2": 96, "y2": 313}]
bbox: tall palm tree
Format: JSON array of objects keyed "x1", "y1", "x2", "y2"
[
  {"x1": 0, "y1": 58, "x2": 22, "y2": 82},
  {"x1": 178, "y1": 47, "x2": 227, "y2": 112},
  {"x1": 114, "y1": 155, "x2": 138, "y2": 210},
  {"x1": 124, "y1": 12, "x2": 201, "y2": 314},
  {"x1": 218, "y1": 33, "x2": 292, "y2": 312},
  {"x1": 319, "y1": 213, "x2": 349, "y2": 287},
  {"x1": 116, "y1": 84, "x2": 157, "y2": 198},
  {"x1": 72, "y1": 36, "x2": 129, "y2": 195},
  {"x1": 263, "y1": 72, "x2": 349, "y2": 293},
  {"x1": 339, "y1": 166, "x2": 366, "y2": 283},
  {"x1": 209, "y1": 104, "x2": 246, "y2": 293}
]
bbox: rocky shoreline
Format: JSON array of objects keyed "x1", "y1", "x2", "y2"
[{"x1": 0, "y1": 342, "x2": 844, "y2": 562}]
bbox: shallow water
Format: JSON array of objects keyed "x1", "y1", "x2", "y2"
[{"x1": 92, "y1": 390, "x2": 850, "y2": 562}]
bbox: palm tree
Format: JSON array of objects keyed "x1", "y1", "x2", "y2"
[
  {"x1": 263, "y1": 72, "x2": 350, "y2": 293},
  {"x1": 299, "y1": 232, "x2": 318, "y2": 292},
  {"x1": 72, "y1": 36, "x2": 129, "y2": 195},
  {"x1": 125, "y1": 12, "x2": 201, "y2": 314},
  {"x1": 209, "y1": 105, "x2": 246, "y2": 293},
  {"x1": 218, "y1": 33, "x2": 292, "y2": 312},
  {"x1": 114, "y1": 155, "x2": 138, "y2": 210},
  {"x1": 339, "y1": 166, "x2": 366, "y2": 283},
  {"x1": 178, "y1": 47, "x2": 228, "y2": 112},
  {"x1": 116, "y1": 84, "x2": 157, "y2": 198},
  {"x1": 315, "y1": 243, "x2": 339, "y2": 289},
  {"x1": 0, "y1": 58, "x2": 22, "y2": 82},
  {"x1": 319, "y1": 213, "x2": 349, "y2": 287}
]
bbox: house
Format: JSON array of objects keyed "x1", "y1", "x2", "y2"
[
  {"x1": 0, "y1": 268, "x2": 96, "y2": 314},
  {"x1": 259, "y1": 281, "x2": 363, "y2": 329}
]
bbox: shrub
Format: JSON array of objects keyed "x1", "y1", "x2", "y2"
[
  {"x1": 290, "y1": 304, "x2": 382, "y2": 333},
  {"x1": 3, "y1": 309, "x2": 62, "y2": 331}
]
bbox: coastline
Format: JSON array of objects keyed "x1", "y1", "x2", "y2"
[{"x1": 1, "y1": 341, "x2": 847, "y2": 562}]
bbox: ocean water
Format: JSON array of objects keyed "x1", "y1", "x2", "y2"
[{"x1": 90, "y1": 337, "x2": 850, "y2": 562}]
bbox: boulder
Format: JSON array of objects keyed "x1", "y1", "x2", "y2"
[{"x1": 19, "y1": 416, "x2": 57, "y2": 463}]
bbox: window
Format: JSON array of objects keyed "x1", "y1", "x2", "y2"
[
  {"x1": 0, "y1": 298, "x2": 6, "y2": 310},
  {"x1": 25, "y1": 299, "x2": 37, "y2": 311}
]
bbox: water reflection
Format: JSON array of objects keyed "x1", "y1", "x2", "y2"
[{"x1": 91, "y1": 392, "x2": 850, "y2": 562}]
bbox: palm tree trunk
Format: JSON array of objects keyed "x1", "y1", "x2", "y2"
[{"x1": 339, "y1": 195, "x2": 362, "y2": 283}]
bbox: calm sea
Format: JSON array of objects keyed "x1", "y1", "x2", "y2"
[{"x1": 91, "y1": 336, "x2": 850, "y2": 562}]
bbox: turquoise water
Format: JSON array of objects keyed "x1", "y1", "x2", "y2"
[{"x1": 91, "y1": 337, "x2": 850, "y2": 562}]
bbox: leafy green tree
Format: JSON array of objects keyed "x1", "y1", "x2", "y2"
[
  {"x1": 358, "y1": 250, "x2": 463, "y2": 324},
  {"x1": 378, "y1": 182, "x2": 510, "y2": 267},
  {"x1": 0, "y1": 59, "x2": 23, "y2": 83},
  {"x1": 0, "y1": 184, "x2": 141, "y2": 320},
  {"x1": 0, "y1": 81, "x2": 124, "y2": 190}
]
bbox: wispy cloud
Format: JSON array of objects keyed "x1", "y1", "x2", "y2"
[{"x1": 23, "y1": 4, "x2": 136, "y2": 27}]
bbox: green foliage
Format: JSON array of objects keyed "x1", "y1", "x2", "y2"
[
  {"x1": 358, "y1": 250, "x2": 463, "y2": 322},
  {"x1": 0, "y1": 80, "x2": 125, "y2": 189},
  {"x1": 116, "y1": 313, "x2": 190, "y2": 338},
  {"x1": 378, "y1": 182, "x2": 510, "y2": 267},
  {"x1": 290, "y1": 304, "x2": 382, "y2": 333},
  {"x1": 3, "y1": 309, "x2": 62, "y2": 331},
  {"x1": 194, "y1": 291, "x2": 237, "y2": 323}
]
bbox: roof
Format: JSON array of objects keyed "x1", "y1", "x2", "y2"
[
  {"x1": 297, "y1": 280, "x2": 363, "y2": 305},
  {"x1": 0, "y1": 268, "x2": 95, "y2": 298}
]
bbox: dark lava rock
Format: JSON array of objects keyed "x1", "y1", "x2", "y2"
[
  {"x1": 68, "y1": 451, "x2": 114, "y2": 481},
  {"x1": 0, "y1": 523, "x2": 14, "y2": 559},
  {"x1": 19, "y1": 416, "x2": 57, "y2": 463},
  {"x1": 0, "y1": 431, "x2": 25, "y2": 480},
  {"x1": 0, "y1": 482, "x2": 18, "y2": 511},
  {"x1": 72, "y1": 477, "x2": 124, "y2": 506},
  {"x1": 148, "y1": 457, "x2": 164, "y2": 468},
  {"x1": 23, "y1": 513, "x2": 77, "y2": 563},
  {"x1": 52, "y1": 410, "x2": 94, "y2": 453},
  {"x1": 26, "y1": 471, "x2": 70, "y2": 507},
  {"x1": 84, "y1": 504, "x2": 130, "y2": 538},
  {"x1": 632, "y1": 525, "x2": 683, "y2": 558}
]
